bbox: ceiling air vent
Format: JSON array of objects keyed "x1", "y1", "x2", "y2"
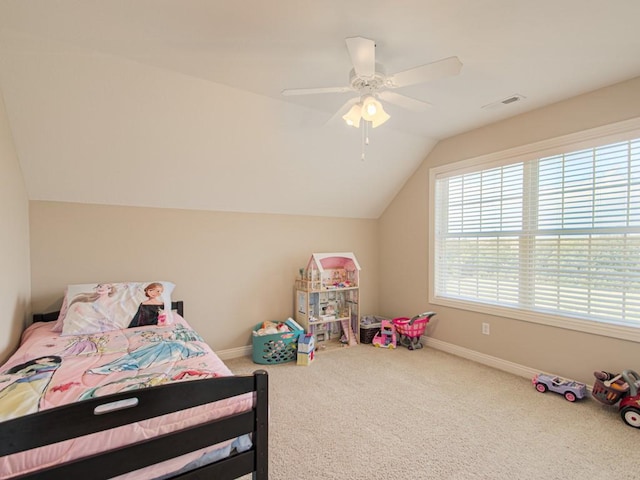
[
  {"x1": 482, "y1": 94, "x2": 526, "y2": 110},
  {"x1": 501, "y1": 95, "x2": 521, "y2": 104}
]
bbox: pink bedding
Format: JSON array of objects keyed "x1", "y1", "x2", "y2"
[{"x1": 0, "y1": 314, "x2": 253, "y2": 479}]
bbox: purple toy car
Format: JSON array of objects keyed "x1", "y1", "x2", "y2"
[{"x1": 532, "y1": 373, "x2": 587, "y2": 402}]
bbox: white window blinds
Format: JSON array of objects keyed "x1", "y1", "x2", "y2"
[{"x1": 434, "y1": 138, "x2": 640, "y2": 328}]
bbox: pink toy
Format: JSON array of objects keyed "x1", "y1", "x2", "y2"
[
  {"x1": 372, "y1": 320, "x2": 397, "y2": 349},
  {"x1": 392, "y1": 312, "x2": 436, "y2": 350},
  {"x1": 157, "y1": 310, "x2": 169, "y2": 326},
  {"x1": 532, "y1": 373, "x2": 586, "y2": 402}
]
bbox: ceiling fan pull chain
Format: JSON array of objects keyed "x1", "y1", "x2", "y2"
[
  {"x1": 361, "y1": 122, "x2": 365, "y2": 160},
  {"x1": 361, "y1": 121, "x2": 370, "y2": 161}
]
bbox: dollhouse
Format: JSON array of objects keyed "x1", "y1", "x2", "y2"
[{"x1": 294, "y1": 253, "x2": 360, "y2": 346}]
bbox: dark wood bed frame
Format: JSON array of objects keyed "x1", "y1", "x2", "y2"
[{"x1": 0, "y1": 301, "x2": 268, "y2": 479}]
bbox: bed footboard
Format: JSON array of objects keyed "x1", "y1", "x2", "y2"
[{"x1": 0, "y1": 369, "x2": 268, "y2": 480}]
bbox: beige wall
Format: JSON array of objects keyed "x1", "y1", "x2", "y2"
[
  {"x1": 13, "y1": 76, "x2": 640, "y2": 382},
  {"x1": 29, "y1": 201, "x2": 378, "y2": 351},
  {"x1": 0, "y1": 89, "x2": 31, "y2": 363},
  {"x1": 379, "y1": 76, "x2": 640, "y2": 385}
]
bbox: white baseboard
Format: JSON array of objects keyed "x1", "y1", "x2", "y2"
[
  {"x1": 423, "y1": 336, "x2": 540, "y2": 380},
  {"x1": 217, "y1": 336, "x2": 542, "y2": 383},
  {"x1": 217, "y1": 345, "x2": 252, "y2": 361}
]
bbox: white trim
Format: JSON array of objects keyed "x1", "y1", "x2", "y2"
[
  {"x1": 423, "y1": 336, "x2": 538, "y2": 379},
  {"x1": 430, "y1": 117, "x2": 640, "y2": 179},
  {"x1": 217, "y1": 345, "x2": 252, "y2": 360},
  {"x1": 430, "y1": 296, "x2": 640, "y2": 343},
  {"x1": 428, "y1": 117, "x2": 640, "y2": 343},
  {"x1": 423, "y1": 336, "x2": 596, "y2": 391}
]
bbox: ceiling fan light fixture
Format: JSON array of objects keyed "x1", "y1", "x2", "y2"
[
  {"x1": 371, "y1": 108, "x2": 390, "y2": 128},
  {"x1": 360, "y1": 95, "x2": 380, "y2": 121},
  {"x1": 343, "y1": 103, "x2": 362, "y2": 127},
  {"x1": 365, "y1": 101, "x2": 378, "y2": 117},
  {"x1": 360, "y1": 95, "x2": 389, "y2": 127}
]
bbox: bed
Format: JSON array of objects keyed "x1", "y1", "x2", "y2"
[{"x1": 0, "y1": 282, "x2": 268, "y2": 480}]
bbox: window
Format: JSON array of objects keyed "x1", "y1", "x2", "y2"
[{"x1": 429, "y1": 119, "x2": 640, "y2": 341}]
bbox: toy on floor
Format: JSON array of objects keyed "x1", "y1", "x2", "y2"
[
  {"x1": 392, "y1": 312, "x2": 436, "y2": 350},
  {"x1": 372, "y1": 320, "x2": 396, "y2": 349},
  {"x1": 591, "y1": 369, "x2": 640, "y2": 428},
  {"x1": 532, "y1": 373, "x2": 587, "y2": 402}
]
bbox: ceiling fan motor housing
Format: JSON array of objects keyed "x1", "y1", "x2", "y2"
[{"x1": 349, "y1": 63, "x2": 389, "y2": 94}]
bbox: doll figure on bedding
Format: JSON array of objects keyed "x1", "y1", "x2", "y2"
[
  {"x1": 0, "y1": 356, "x2": 62, "y2": 421},
  {"x1": 69, "y1": 283, "x2": 116, "y2": 313},
  {"x1": 128, "y1": 282, "x2": 167, "y2": 328},
  {"x1": 62, "y1": 283, "x2": 121, "y2": 335}
]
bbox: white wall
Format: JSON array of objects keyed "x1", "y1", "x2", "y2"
[{"x1": 0, "y1": 87, "x2": 30, "y2": 363}]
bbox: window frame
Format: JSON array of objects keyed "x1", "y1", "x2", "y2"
[{"x1": 428, "y1": 117, "x2": 640, "y2": 343}]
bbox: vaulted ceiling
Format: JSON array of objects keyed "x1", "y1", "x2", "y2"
[{"x1": 1, "y1": 1, "x2": 639, "y2": 218}]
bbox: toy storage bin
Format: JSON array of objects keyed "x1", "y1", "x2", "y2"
[
  {"x1": 252, "y1": 320, "x2": 304, "y2": 365},
  {"x1": 359, "y1": 315, "x2": 388, "y2": 344},
  {"x1": 360, "y1": 323, "x2": 381, "y2": 344}
]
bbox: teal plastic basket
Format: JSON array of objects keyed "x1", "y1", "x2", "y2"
[{"x1": 252, "y1": 320, "x2": 304, "y2": 364}]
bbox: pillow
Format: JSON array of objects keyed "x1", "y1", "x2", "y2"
[{"x1": 53, "y1": 281, "x2": 175, "y2": 335}]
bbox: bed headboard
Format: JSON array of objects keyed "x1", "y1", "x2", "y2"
[{"x1": 33, "y1": 300, "x2": 185, "y2": 323}]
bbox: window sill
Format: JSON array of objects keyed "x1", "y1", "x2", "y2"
[{"x1": 429, "y1": 295, "x2": 640, "y2": 343}]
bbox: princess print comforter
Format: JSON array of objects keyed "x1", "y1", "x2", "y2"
[{"x1": 0, "y1": 315, "x2": 252, "y2": 479}]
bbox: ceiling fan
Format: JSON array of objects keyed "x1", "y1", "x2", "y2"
[{"x1": 281, "y1": 36, "x2": 462, "y2": 128}]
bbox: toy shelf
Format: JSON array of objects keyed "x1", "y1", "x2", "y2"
[
  {"x1": 294, "y1": 279, "x2": 359, "y2": 293},
  {"x1": 308, "y1": 316, "x2": 351, "y2": 325}
]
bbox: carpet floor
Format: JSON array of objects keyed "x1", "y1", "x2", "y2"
[{"x1": 226, "y1": 343, "x2": 637, "y2": 479}]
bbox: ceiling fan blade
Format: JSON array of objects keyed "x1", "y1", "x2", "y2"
[
  {"x1": 345, "y1": 36, "x2": 375, "y2": 78},
  {"x1": 378, "y1": 91, "x2": 431, "y2": 112},
  {"x1": 389, "y1": 56, "x2": 462, "y2": 88},
  {"x1": 281, "y1": 86, "x2": 353, "y2": 96}
]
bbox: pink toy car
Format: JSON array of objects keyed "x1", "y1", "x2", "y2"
[
  {"x1": 532, "y1": 373, "x2": 587, "y2": 402},
  {"x1": 372, "y1": 320, "x2": 396, "y2": 349}
]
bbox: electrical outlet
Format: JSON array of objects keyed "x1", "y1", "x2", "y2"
[{"x1": 482, "y1": 322, "x2": 490, "y2": 335}]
